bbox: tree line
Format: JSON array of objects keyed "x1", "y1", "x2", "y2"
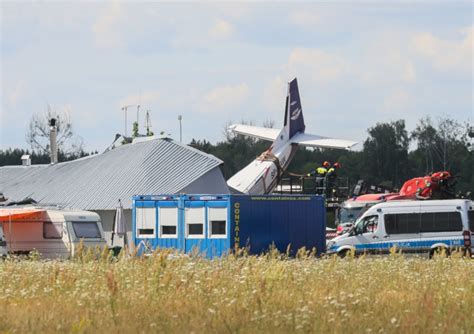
[
  {"x1": 1, "y1": 113, "x2": 472, "y2": 194},
  {"x1": 190, "y1": 117, "x2": 473, "y2": 194},
  {"x1": 0, "y1": 148, "x2": 91, "y2": 166}
]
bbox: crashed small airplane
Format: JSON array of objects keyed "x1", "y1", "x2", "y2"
[{"x1": 227, "y1": 78, "x2": 357, "y2": 195}]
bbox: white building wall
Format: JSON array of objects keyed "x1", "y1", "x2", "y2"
[{"x1": 180, "y1": 167, "x2": 230, "y2": 194}]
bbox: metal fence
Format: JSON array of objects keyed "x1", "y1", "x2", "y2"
[{"x1": 276, "y1": 176, "x2": 351, "y2": 199}]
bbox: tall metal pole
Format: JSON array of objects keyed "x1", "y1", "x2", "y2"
[
  {"x1": 122, "y1": 106, "x2": 128, "y2": 137},
  {"x1": 178, "y1": 115, "x2": 182, "y2": 143},
  {"x1": 122, "y1": 104, "x2": 136, "y2": 137},
  {"x1": 136, "y1": 105, "x2": 141, "y2": 126},
  {"x1": 49, "y1": 118, "x2": 58, "y2": 164}
]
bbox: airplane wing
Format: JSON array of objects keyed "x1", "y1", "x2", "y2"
[
  {"x1": 228, "y1": 124, "x2": 280, "y2": 142},
  {"x1": 290, "y1": 133, "x2": 357, "y2": 150}
]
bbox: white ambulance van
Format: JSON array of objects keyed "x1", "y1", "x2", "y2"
[
  {"x1": 0, "y1": 206, "x2": 106, "y2": 259},
  {"x1": 327, "y1": 199, "x2": 473, "y2": 258}
]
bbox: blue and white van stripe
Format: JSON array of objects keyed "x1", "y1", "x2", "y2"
[{"x1": 329, "y1": 237, "x2": 464, "y2": 254}]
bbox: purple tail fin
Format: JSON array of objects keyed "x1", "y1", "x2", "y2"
[{"x1": 284, "y1": 78, "x2": 305, "y2": 138}]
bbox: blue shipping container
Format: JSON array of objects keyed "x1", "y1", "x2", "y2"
[{"x1": 133, "y1": 194, "x2": 326, "y2": 258}]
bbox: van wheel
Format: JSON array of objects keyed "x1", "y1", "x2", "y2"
[
  {"x1": 338, "y1": 249, "x2": 352, "y2": 258},
  {"x1": 429, "y1": 247, "x2": 450, "y2": 259}
]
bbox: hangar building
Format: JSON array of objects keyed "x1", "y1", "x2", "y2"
[{"x1": 0, "y1": 137, "x2": 229, "y2": 245}]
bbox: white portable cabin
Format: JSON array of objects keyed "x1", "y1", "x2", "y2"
[{"x1": 0, "y1": 207, "x2": 106, "y2": 259}]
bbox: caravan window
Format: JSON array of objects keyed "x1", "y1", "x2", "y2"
[
  {"x1": 72, "y1": 222, "x2": 101, "y2": 239},
  {"x1": 159, "y1": 207, "x2": 178, "y2": 238},
  {"x1": 420, "y1": 212, "x2": 463, "y2": 232},
  {"x1": 208, "y1": 207, "x2": 227, "y2": 238},
  {"x1": 185, "y1": 207, "x2": 204, "y2": 238},
  {"x1": 43, "y1": 222, "x2": 62, "y2": 239},
  {"x1": 136, "y1": 207, "x2": 156, "y2": 238}
]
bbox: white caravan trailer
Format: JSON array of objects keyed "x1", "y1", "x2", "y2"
[{"x1": 0, "y1": 207, "x2": 106, "y2": 259}]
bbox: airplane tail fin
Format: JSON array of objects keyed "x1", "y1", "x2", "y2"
[{"x1": 284, "y1": 78, "x2": 305, "y2": 139}]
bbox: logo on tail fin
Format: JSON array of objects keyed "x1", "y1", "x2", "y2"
[{"x1": 290, "y1": 108, "x2": 302, "y2": 120}]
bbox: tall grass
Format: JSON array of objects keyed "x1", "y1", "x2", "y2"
[{"x1": 0, "y1": 250, "x2": 472, "y2": 333}]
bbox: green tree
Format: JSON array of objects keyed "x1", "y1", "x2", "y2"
[
  {"x1": 410, "y1": 117, "x2": 471, "y2": 190},
  {"x1": 363, "y1": 120, "x2": 410, "y2": 188}
]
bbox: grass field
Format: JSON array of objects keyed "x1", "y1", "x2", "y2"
[{"x1": 0, "y1": 250, "x2": 473, "y2": 333}]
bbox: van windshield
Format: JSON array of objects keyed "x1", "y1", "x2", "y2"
[
  {"x1": 339, "y1": 207, "x2": 363, "y2": 224},
  {"x1": 72, "y1": 222, "x2": 101, "y2": 239},
  {"x1": 339, "y1": 204, "x2": 374, "y2": 224}
]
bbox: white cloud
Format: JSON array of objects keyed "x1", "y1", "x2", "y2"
[
  {"x1": 359, "y1": 49, "x2": 417, "y2": 86},
  {"x1": 204, "y1": 3, "x2": 253, "y2": 20},
  {"x1": 209, "y1": 19, "x2": 235, "y2": 40},
  {"x1": 288, "y1": 48, "x2": 348, "y2": 83},
  {"x1": 263, "y1": 76, "x2": 286, "y2": 113},
  {"x1": 412, "y1": 26, "x2": 473, "y2": 73},
  {"x1": 288, "y1": 10, "x2": 320, "y2": 27},
  {"x1": 119, "y1": 91, "x2": 161, "y2": 108},
  {"x1": 5, "y1": 80, "x2": 26, "y2": 107},
  {"x1": 92, "y1": 2, "x2": 125, "y2": 49},
  {"x1": 172, "y1": 18, "x2": 235, "y2": 50},
  {"x1": 202, "y1": 83, "x2": 249, "y2": 112},
  {"x1": 382, "y1": 88, "x2": 413, "y2": 115},
  {"x1": 402, "y1": 62, "x2": 416, "y2": 82}
]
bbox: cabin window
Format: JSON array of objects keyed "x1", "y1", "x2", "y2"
[
  {"x1": 354, "y1": 215, "x2": 378, "y2": 235},
  {"x1": 72, "y1": 222, "x2": 101, "y2": 239},
  {"x1": 136, "y1": 207, "x2": 156, "y2": 238},
  {"x1": 420, "y1": 212, "x2": 463, "y2": 232},
  {"x1": 43, "y1": 222, "x2": 62, "y2": 239},
  {"x1": 208, "y1": 207, "x2": 227, "y2": 238},
  {"x1": 159, "y1": 207, "x2": 178, "y2": 238},
  {"x1": 384, "y1": 213, "x2": 420, "y2": 234},
  {"x1": 185, "y1": 207, "x2": 204, "y2": 239}
]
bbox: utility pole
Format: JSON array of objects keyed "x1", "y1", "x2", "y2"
[
  {"x1": 136, "y1": 105, "x2": 141, "y2": 126},
  {"x1": 178, "y1": 115, "x2": 183, "y2": 143}
]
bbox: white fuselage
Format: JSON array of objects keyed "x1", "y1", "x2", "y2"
[
  {"x1": 227, "y1": 128, "x2": 299, "y2": 194},
  {"x1": 226, "y1": 78, "x2": 357, "y2": 195}
]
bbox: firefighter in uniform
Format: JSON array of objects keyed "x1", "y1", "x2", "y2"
[
  {"x1": 307, "y1": 161, "x2": 330, "y2": 194},
  {"x1": 325, "y1": 162, "x2": 340, "y2": 197}
]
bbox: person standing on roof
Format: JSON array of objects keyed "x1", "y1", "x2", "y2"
[
  {"x1": 307, "y1": 161, "x2": 330, "y2": 194},
  {"x1": 307, "y1": 161, "x2": 330, "y2": 177},
  {"x1": 326, "y1": 162, "x2": 341, "y2": 197}
]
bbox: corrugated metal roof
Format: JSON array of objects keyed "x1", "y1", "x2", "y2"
[{"x1": 0, "y1": 138, "x2": 224, "y2": 210}]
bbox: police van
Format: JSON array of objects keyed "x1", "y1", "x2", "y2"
[{"x1": 327, "y1": 199, "x2": 473, "y2": 257}]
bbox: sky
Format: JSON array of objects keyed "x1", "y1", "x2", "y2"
[{"x1": 1, "y1": 1, "x2": 473, "y2": 153}]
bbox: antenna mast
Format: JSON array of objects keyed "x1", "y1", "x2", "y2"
[
  {"x1": 145, "y1": 110, "x2": 153, "y2": 136},
  {"x1": 121, "y1": 104, "x2": 136, "y2": 137}
]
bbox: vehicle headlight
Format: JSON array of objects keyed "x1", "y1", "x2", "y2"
[{"x1": 326, "y1": 240, "x2": 336, "y2": 250}]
